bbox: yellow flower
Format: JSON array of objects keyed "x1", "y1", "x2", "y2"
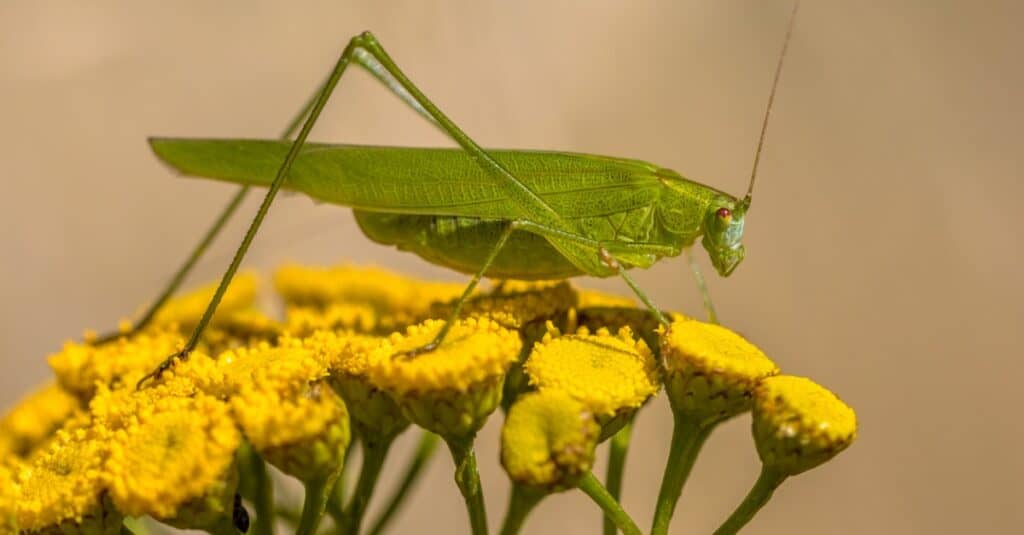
[
  {"x1": 284, "y1": 302, "x2": 385, "y2": 337},
  {"x1": 232, "y1": 380, "x2": 350, "y2": 483},
  {"x1": 48, "y1": 329, "x2": 185, "y2": 400},
  {"x1": 366, "y1": 318, "x2": 520, "y2": 441},
  {"x1": 524, "y1": 326, "x2": 659, "y2": 439},
  {"x1": 501, "y1": 390, "x2": 599, "y2": 491},
  {"x1": 102, "y1": 389, "x2": 240, "y2": 529},
  {"x1": 274, "y1": 263, "x2": 465, "y2": 317},
  {"x1": 306, "y1": 331, "x2": 409, "y2": 440},
  {"x1": 0, "y1": 382, "x2": 80, "y2": 458},
  {"x1": 753, "y1": 375, "x2": 857, "y2": 476},
  {"x1": 205, "y1": 339, "x2": 329, "y2": 398},
  {"x1": 150, "y1": 271, "x2": 260, "y2": 332},
  {"x1": 661, "y1": 318, "x2": 779, "y2": 424},
  {"x1": 430, "y1": 280, "x2": 578, "y2": 330},
  {"x1": 206, "y1": 339, "x2": 350, "y2": 482},
  {"x1": 14, "y1": 426, "x2": 119, "y2": 533}
]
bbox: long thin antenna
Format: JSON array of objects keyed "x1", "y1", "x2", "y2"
[{"x1": 744, "y1": 1, "x2": 800, "y2": 209}]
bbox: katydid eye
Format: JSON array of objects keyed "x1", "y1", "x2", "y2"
[{"x1": 716, "y1": 207, "x2": 732, "y2": 219}]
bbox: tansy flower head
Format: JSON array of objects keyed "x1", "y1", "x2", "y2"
[
  {"x1": 232, "y1": 381, "x2": 350, "y2": 483},
  {"x1": 49, "y1": 329, "x2": 185, "y2": 400},
  {"x1": 501, "y1": 390, "x2": 599, "y2": 491},
  {"x1": 753, "y1": 375, "x2": 857, "y2": 476},
  {"x1": 14, "y1": 426, "x2": 119, "y2": 533},
  {"x1": 284, "y1": 302, "x2": 387, "y2": 337},
  {"x1": 306, "y1": 331, "x2": 409, "y2": 440},
  {"x1": 366, "y1": 318, "x2": 521, "y2": 441},
  {"x1": 274, "y1": 263, "x2": 465, "y2": 318},
  {"x1": 102, "y1": 391, "x2": 240, "y2": 530},
  {"x1": 661, "y1": 318, "x2": 779, "y2": 424},
  {"x1": 524, "y1": 326, "x2": 659, "y2": 440},
  {"x1": 430, "y1": 280, "x2": 578, "y2": 330},
  {"x1": 151, "y1": 270, "x2": 260, "y2": 332},
  {"x1": 201, "y1": 339, "x2": 329, "y2": 398},
  {"x1": 0, "y1": 382, "x2": 80, "y2": 458}
]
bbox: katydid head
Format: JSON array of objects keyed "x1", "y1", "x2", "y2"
[{"x1": 702, "y1": 200, "x2": 747, "y2": 276}]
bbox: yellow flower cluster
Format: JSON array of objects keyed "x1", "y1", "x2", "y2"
[{"x1": 0, "y1": 262, "x2": 858, "y2": 533}]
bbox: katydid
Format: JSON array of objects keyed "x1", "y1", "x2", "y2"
[{"x1": 132, "y1": 6, "x2": 799, "y2": 387}]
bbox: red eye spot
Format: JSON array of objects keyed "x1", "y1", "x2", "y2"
[{"x1": 716, "y1": 207, "x2": 732, "y2": 219}]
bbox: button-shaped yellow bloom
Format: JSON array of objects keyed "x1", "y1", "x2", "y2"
[
  {"x1": 501, "y1": 390, "x2": 599, "y2": 491},
  {"x1": 0, "y1": 461, "x2": 16, "y2": 532},
  {"x1": 753, "y1": 375, "x2": 857, "y2": 476},
  {"x1": 306, "y1": 331, "x2": 409, "y2": 441},
  {"x1": 0, "y1": 382, "x2": 80, "y2": 458},
  {"x1": 14, "y1": 427, "x2": 117, "y2": 533},
  {"x1": 661, "y1": 318, "x2": 779, "y2": 424},
  {"x1": 232, "y1": 380, "x2": 350, "y2": 483},
  {"x1": 49, "y1": 329, "x2": 185, "y2": 400},
  {"x1": 102, "y1": 389, "x2": 240, "y2": 529},
  {"x1": 216, "y1": 340, "x2": 350, "y2": 482},
  {"x1": 525, "y1": 326, "x2": 659, "y2": 439},
  {"x1": 274, "y1": 263, "x2": 465, "y2": 316},
  {"x1": 432, "y1": 280, "x2": 578, "y2": 330},
  {"x1": 366, "y1": 318, "x2": 520, "y2": 441}
]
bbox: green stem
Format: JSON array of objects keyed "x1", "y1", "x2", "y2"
[
  {"x1": 328, "y1": 434, "x2": 360, "y2": 525},
  {"x1": 367, "y1": 431, "x2": 441, "y2": 535},
  {"x1": 296, "y1": 472, "x2": 340, "y2": 535},
  {"x1": 498, "y1": 484, "x2": 544, "y2": 535},
  {"x1": 340, "y1": 436, "x2": 395, "y2": 534},
  {"x1": 713, "y1": 466, "x2": 787, "y2": 535},
  {"x1": 448, "y1": 440, "x2": 489, "y2": 535},
  {"x1": 577, "y1": 472, "x2": 641, "y2": 535},
  {"x1": 650, "y1": 416, "x2": 715, "y2": 535},
  {"x1": 603, "y1": 421, "x2": 633, "y2": 535},
  {"x1": 238, "y1": 444, "x2": 275, "y2": 535}
]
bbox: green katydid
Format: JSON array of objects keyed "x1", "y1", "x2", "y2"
[{"x1": 130, "y1": 6, "x2": 799, "y2": 387}]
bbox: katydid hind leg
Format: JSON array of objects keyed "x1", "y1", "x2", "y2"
[
  {"x1": 98, "y1": 75, "x2": 327, "y2": 347},
  {"x1": 138, "y1": 35, "x2": 372, "y2": 388}
]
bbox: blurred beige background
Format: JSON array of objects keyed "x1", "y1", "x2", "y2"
[{"x1": 2, "y1": 1, "x2": 1022, "y2": 533}]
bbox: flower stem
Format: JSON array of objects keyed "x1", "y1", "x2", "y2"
[
  {"x1": 650, "y1": 416, "x2": 714, "y2": 535},
  {"x1": 238, "y1": 444, "x2": 275, "y2": 535},
  {"x1": 448, "y1": 439, "x2": 489, "y2": 535},
  {"x1": 498, "y1": 484, "x2": 544, "y2": 535},
  {"x1": 340, "y1": 435, "x2": 395, "y2": 534},
  {"x1": 603, "y1": 421, "x2": 633, "y2": 535},
  {"x1": 368, "y1": 431, "x2": 441, "y2": 535},
  {"x1": 296, "y1": 470, "x2": 342, "y2": 535},
  {"x1": 713, "y1": 465, "x2": 787, "y2": 535},
  {"x1": 577, "y1": 472, "x2": 641, "y2": 535}
]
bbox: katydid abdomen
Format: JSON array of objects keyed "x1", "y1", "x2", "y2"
[{"x1": 354, "y1": 211, "x2": 582, "y2": 280}]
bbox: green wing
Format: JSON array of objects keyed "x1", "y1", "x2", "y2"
[{"x1": 149, "y1": 138, "x2": 666, "y2": 219}]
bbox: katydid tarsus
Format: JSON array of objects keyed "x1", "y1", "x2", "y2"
[{"x1": 130, "y1": 5, "x2": 799, "y2": 387}]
